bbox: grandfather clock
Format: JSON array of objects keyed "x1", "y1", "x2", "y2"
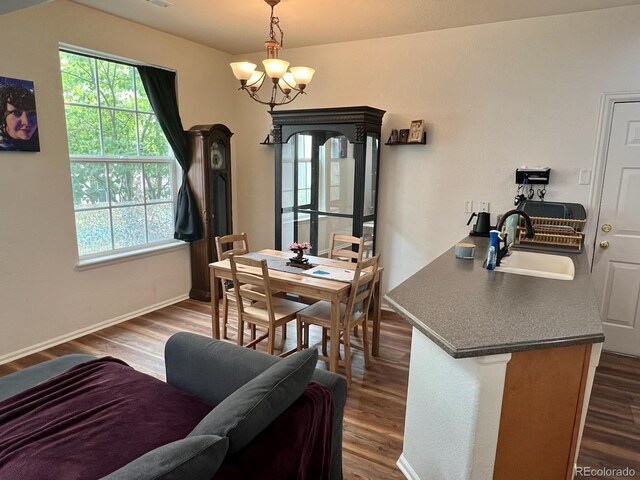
[{"x1": 187, "y1": 124, "x2": 233, "y2": 301}]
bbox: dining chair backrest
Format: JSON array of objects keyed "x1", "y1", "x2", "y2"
[
  {"x1": 329, "y1": 234, "x2": 364, "y2": 262},
  {"x1": 215, "y1": 233, "x2": 250, "y2": 262},
  {"x1": 228, "y1": 255, "x2": 275, "y2": 324},
  {"x1": 342, "y1": 254, "x2": 379, "y2": 329}
]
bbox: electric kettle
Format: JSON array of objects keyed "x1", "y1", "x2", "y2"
[{"x1": 467, "y1": 212, "x2": 491, "y2": 235}]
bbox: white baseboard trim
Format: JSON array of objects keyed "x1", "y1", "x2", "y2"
[
  {"x1": 0, "y1": 294, "x2": 190, "y2": 365},
  {"x1": 397, "y1": 454, "x2": 420, "y2": 480}
]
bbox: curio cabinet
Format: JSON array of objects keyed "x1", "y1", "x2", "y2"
[{"x1": 271, "y1": 106, "x2": 385, "y2": 258}]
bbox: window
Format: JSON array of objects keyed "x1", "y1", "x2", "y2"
[
  {"x1": 60, "y1": 50, "x2": 175, "y2": 258},
  {"x1": 297, "y1": 135, "x2": 312, "y2": 206}
]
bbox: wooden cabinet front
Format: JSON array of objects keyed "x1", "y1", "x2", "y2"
[{"x1": 493, "y1": 344, "x2": 592, "y2": 479}]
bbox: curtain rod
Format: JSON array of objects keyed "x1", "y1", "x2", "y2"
[{"x1": 59, "y1": 43, "x2": 175, "y2": 73}]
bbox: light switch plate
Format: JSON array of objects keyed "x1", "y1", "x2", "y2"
[
  {"x1": 464, "y1": 200, "x2": 473, "y2": 213},
  {"x1": 578, "y1": 169, "x2": 592, "y2": 185},
  {"x1": 478, "y1": 201, "x2": 489, "y2": 212}
]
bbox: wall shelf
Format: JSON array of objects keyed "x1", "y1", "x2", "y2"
[
  {"x1": 385, "y1": 132, "x2": 427, "y2": 145},
  {"x1": 260, "y1": 134, "x2": 275, "y2": 145}
]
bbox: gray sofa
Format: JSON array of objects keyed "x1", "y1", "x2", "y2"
[{"x1": 0, "y1": 332, "x2": 348, "y2": 479}]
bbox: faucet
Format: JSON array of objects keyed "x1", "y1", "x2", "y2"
[{"x1": 494, "y1": 210, "x2": 536, "y2": 266}]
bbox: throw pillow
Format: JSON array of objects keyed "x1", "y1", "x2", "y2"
[
  {"x1": 102, "y1": 435, "x2": 228, "y2": 480},
  {"x1": 189, "y1": 347, "x2": 318, "y2": 453}
]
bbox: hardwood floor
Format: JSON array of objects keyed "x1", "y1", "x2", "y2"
[
  {"x1": 0, "y1": 299, "x2": 411, "y2": 480},
  {"x1": 575, "y1": 352, "x2": 640, "y2": 480},
  {"x1": 2, "y1": 300, "x2": 639, "y2": 479}
]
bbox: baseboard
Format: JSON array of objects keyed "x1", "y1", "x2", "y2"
[
  {"x1": 397, "y1": 454, "x2": 420, "y2": 480},
  {"x1": 0, "y1": 294, "x2": 190, "y2": 365}
]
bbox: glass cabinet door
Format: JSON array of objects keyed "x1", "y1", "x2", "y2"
[
  {"x1": 362, "y1": 132, "x2": 379, "y2": 256},
  {"x1": 280, "y1": 132, "x2": 357, "y2": 257},
  {"x1": 273, "y1": 106, "x2": 385, "y2": 259}
]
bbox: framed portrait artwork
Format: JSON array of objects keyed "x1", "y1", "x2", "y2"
[
  {"x1": 398, "y1": 129, "x2": 409, "y2": 144},
  {"x1": 0, "y1": 76, "x2": 40, "y2": 152},
  {"x1": 408, "y1": 120, "x2": 424, "y2": 144}
]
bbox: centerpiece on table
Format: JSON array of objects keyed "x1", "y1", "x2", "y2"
[{"x1": 288, "y1": 241, "x2": 312, "y2": 268}]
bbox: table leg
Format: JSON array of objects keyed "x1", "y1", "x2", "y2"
[
  {"x1": 372, "y1": 270, "x2": 383, "y2": 357},
  {"x1": 330, "y1": 294, "x2": 340, "y2": 373},
  {"x1": 211, "y1": 268, "x2": 220, "y2": 339}
]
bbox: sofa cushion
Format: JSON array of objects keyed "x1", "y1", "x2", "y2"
[
  {"x1": 189, "y1": 347, "x2": 318, "y2": 453},
  {"x1": 102, "y1": 435, "x2": 228, "y2": 480}
]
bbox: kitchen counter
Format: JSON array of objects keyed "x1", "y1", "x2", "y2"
[
  {"x1": 385, "y1": 236, "x2": 604, "y2": 359},
  {"x1": 388, "y1": 237, "x2": 604, "y2": 480}
]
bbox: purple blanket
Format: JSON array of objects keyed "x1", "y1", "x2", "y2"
[
  {"x1": 215, "y1": 382, "x2": 334, "y2": 480},
  {"x1": 0, "y1": 358, "x2": 212, "y2": 480}
]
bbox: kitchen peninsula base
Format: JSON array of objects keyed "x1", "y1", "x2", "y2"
[
  {"x1": 397, "y1": 329, "x2": 601, "y2": 480},
  {"x1": 386, "y1": 236, "x2": 604, "y2": 480}
]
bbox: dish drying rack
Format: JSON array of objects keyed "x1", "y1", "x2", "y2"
[{"x1": 517, "y1": 216, "x2": 586, "y2": 252}]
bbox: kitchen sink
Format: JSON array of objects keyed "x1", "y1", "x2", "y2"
[{"x1": 494, "y1": 250, "x2": 575, "y2": 280}]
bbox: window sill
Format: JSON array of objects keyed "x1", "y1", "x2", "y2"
[{"x1": 76, "y1": 240, "x2": 188, "y2": 271}]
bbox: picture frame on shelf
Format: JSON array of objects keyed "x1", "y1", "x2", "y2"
[
  {"x1": 387, "y1": 129, "x2": 398, "y2": 144},
  {"x1": 398, "y1": 129, "x2": 409, "y2": 144},
  {"x1": 408, "y1": 120, "x2": 424, "y2": 143}
]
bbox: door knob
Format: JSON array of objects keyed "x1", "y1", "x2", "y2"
[
  {"x1": 599, "y1": 240, "x2": 610, "y2": 249},
  {"x1": 601, "y1": 224, "x2": 612, "y2": 233}
]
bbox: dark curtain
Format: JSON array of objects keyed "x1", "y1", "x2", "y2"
[{"x1": 137, "y1": 66, "x2": 201, "y2": 242}]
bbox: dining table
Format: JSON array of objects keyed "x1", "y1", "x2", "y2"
[{"x1": 209, "y1": 249, "x2": 383, "y2": 373}]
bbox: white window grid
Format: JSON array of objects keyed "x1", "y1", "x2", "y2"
[{"x1": 62, "y1": 51, "x2": 177, "y2": 258}]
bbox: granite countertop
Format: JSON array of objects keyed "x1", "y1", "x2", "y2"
[{"x1": 384, "y1": 237, "x2": 604, "y2": 358}]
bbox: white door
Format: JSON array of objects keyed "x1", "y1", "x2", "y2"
[{"x1": 592, "y1": 101, "x2": 640, "y2": 356}]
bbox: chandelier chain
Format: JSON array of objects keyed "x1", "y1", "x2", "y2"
[{"x1": 269, "y1": 6, "x2": 284, "y2": 48}]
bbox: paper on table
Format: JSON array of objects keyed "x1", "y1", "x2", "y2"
[{"x1": 303, "y1": 265, "x2": 362, "y2": 282}]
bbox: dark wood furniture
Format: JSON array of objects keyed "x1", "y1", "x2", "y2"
[
  {"x1": 187, "y1": 124, "x2": 233, "y2": 301},
  {"x1": 271, "y1": 106, "x2": 385, "y2": 258}
]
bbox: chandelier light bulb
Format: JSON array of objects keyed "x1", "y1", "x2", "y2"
[
  {"x1": 262, "y1": 59, "x2": 290, "y2": 80},
  {"x1": 247, "y1": 71, "x2": 265, "y2": 92},
  {"x1": 230, "y1": 62, "x2": 257, "y2": 81},
  {"x1": 278, "y1": 72, "x2": 296, "y2": 94},
  {"x1": 290, "y1": 67, "x2": 315, "y2": 86}
]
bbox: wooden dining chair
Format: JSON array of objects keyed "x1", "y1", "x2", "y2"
[
  {"x1": 328, "y1": 233, "x2": 366, "y2": 338},
  {"x1": 229, "y1": 256, "x2": 308, "y2": 356},
  {"x1": 328, "y1": 233, "x2": 365, "y2": 262},
  {"x1": 215, "y1": 233, "x2": 251, "y2": 339},
  {"x1": 296, "y1": 254, "x2": 380, "y2": 383}
]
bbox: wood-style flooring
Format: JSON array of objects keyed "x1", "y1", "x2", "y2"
[
  {"x1": 0, "y1": 299, "x2": 411, "y2": 480},
  {"x1": 1, "y1": 300, "x2": 639, "y2": 479},
  {"x1": 575, "y1": 352, "x2": 640, "y2": 480}
]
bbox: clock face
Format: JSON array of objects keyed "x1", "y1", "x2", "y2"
[{"x1": 210, "y1": 140, "x2": 226, "y2": 170}]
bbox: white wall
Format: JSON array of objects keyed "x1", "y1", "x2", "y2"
[
  {"x1": 231, "y1": 5, "x2": 640, "y2": 291},
  {"x1": 2, "y1": 2, "x2": 640, "y2": 361},
  {"x1": 0, "y1": 0, "x2": 237, "y2": 360}
]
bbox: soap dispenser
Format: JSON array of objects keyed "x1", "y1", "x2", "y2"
[{"x1": 485, "y1": 230, "x2": 501, "y2": 270}]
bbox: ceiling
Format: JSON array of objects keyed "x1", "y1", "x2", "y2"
[{"x1": 10, "y1": 0, "x2": 640, "y2": 55}]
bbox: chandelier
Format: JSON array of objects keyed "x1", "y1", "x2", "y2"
[{"x1": 230, "y1": 0, "x2": 315, "y2": 111}]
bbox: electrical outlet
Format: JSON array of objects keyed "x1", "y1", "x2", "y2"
[
  {"x1": 478, "y1": 201, "x2": 490, "y2": 212},
  {"x1": 464, "y1": 200, "x2": 473, "y2": 214}
]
